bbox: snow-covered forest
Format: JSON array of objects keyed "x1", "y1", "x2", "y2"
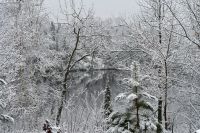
[{"x1": 1, "y1": 0, "x2": 200, "y2": 133}]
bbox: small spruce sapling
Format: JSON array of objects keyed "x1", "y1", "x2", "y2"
[
  {"x1": 107, "y1": 62, "x2": 157, "y2": 133},
  {"x1": 104, "y1": 75, "x2": 113, "y2": 130}
]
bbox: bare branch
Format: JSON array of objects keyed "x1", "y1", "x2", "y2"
[{"x1": 164, "y1": 0, "x2": 200, "y2": 48}]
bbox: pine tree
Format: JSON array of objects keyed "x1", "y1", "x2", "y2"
[
  {"x1": 104, "y1": 75, "x2": 113, "y2": 131},
  {"x1": 107, "y1": 62, "x2": 157, "y2": 133},
  {"x1": 104, "y1": 76, "x2": 113, "y2": 118}
]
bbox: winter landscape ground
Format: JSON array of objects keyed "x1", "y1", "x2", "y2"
[{"x1": 1, "y1": 0, "x2": 200, "y2": 133}]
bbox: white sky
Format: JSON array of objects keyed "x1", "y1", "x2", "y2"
[{"x1": 44, "y1": 0, "x2": 139, "y2": 19}]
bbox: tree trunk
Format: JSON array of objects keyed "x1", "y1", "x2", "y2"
[
  {"x1": 55, "y1": 28, "x2": 81, "y2": 127},
  {"x1": 164, "y1": 60, "x2": 168, "y2": 129},
  {"x1": 157, "y1": 97, "x2": 162, "y2": 133},
  {"x1": 133, "y1": 63, "x2": 140, "y2": 129},
  {"x1": 56, "y1": 72, "x2": 69, "y2": 126}
]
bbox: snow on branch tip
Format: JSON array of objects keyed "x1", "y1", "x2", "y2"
[{"x1": 0, "y1": 78, "x2": 7, "y2": 85}]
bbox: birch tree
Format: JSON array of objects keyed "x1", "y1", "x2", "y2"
[{"x1": 136, "y1": 0, "x2": 177, "y2": 131}]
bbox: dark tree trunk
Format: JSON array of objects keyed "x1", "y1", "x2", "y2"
[
  {"x1": 157, "y1": 97, "x2": 162, "y2": 133},
  {"x1": 55, "y1": 28, "x2": 81, "y2": 127},
  {"x1": 164, "y1": 60, "x2": 168, "y2": 129}
]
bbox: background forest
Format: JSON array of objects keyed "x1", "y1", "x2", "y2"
[{"x1": 0, "y1": 0, "x2": 200, "y2": 133}]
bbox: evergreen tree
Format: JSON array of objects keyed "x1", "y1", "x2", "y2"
[
  {"x1": 107, "y1": 62, "x2": 157, "y2": 133},
  {"x1": 104, "y1": 76, "x2": 113, "y2": 118},
  {"x1": 104, "y1": 75, "x2": 113, "y2": 131}
]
